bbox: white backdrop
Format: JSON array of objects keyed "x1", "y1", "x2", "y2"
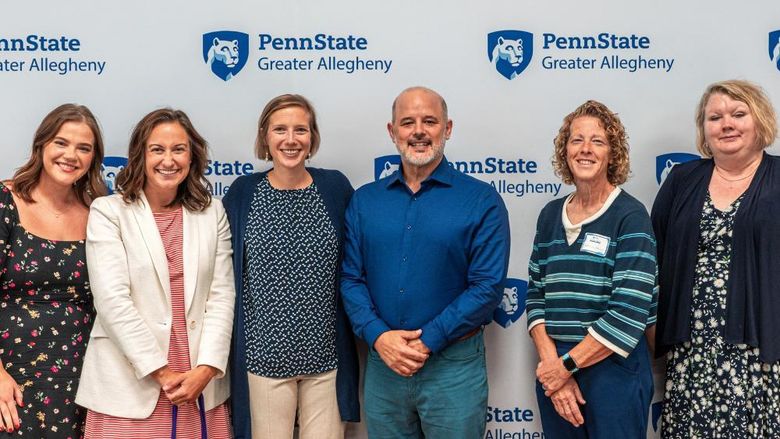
[{"x1": 2, "y1": 1, "x2": 780, "y2": 437}]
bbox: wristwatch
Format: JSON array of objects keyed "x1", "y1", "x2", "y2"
[{"x1": 561, "y1": 352, "x2": 579, "y2": 374}]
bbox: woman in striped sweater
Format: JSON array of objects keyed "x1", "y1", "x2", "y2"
[{"x1": 526, "y1": 100, "x2": 656, "y2": 438}]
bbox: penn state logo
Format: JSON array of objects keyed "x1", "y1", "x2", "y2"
[
  {"x1": 374, "y1": 154, "x2": 401, "y2": 181},
  {"x1": 493, "y1": 278, "x2": 528, "y2": 328},
  {"x1": 769, "y1": 30, "x2": 780, "y2": 72},
  {"x1": 102, "y1": 156, "x2": 128, "y2": 195},
  {"x1": 487, "y1": 30, "x2": 533, "y2": 80},
  {"x1": 655, "y1": 152, "x2": 700, "y2": 185},
  {"x1": 202, "y1": 31, "x2": 249, "y2": 81}
]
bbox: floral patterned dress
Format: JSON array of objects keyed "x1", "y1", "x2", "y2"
[
  {"x1": 0, "y1": 183, "x2": 93, "y2": 438},
  {"x1": 662, "y1": 193, "x2": 780, "y2": 438}
]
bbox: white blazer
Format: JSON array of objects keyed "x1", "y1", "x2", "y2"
[{"x1": 75, "y1": 193, "x2": 235, "y2": 418}]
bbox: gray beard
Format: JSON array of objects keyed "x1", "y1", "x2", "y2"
[{"x1": 396, "y1": 141, "x2": 445, "y2": 167}]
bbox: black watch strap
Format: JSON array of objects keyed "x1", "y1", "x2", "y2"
[{"x1": 562, "y1": 352, "x2": 579, "y2": 373}]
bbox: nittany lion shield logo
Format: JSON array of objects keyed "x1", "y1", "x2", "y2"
[
  {"x1": 488, "y1": 30, "x2": 533, "y2": 80},
  {"x1": 374, "y1": 155, "x2": 401, "y2": 181},
  {"x1": 655, "y1": 152, "x2": 699, "y2": 185},
  {"x1": 202, "y1": 31, "x2": 249, "y2": 81},
  {"x1": 769, "y1": 30, "x2": 780, "y2": 72},
  {"x1": 102, "y1": 156, "x2": 128, "y2": 195},
  {"x1": 493, "y1": 278, "x2": 528, "y2": 328}
]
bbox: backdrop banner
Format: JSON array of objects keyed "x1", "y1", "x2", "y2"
[{"x1": 2, "y1": 2, "x2": 779, "y2": 437}]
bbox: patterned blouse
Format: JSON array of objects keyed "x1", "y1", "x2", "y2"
[
  {"x1": 662, "y1": 193, "x2": 780, "y2": 438},
  {"x1": 242, "y1": 176, "x2": 339, "y2": 378}
]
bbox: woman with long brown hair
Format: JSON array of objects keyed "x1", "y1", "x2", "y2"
[
  {"x1": 0, "y1": 104, "x2": 106, "y2": 437},
  {"x1": 75, "y1": 108, "x2": 235, "y2": 438}
]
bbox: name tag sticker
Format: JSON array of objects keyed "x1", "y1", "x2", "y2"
[{"x1": 580, "y1": 233, "x2": 610, "y2": 256}]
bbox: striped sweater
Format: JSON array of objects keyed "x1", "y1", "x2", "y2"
[{"x1": 525, "y1": 190, "x2": 658, "y2": 357}]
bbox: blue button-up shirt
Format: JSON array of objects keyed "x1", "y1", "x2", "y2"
[{"x1": 341, "y1": 158, "x2": 510, "y2": 353}]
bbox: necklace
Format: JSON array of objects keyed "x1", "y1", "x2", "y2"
[
  {"x1": 714, "y1": 165, "x2": 757, "y2": 183},
  {"x1": 36, "y1": 198, "x2": 74, "y2": 218},
  {"x1": 267, "y1": 169, "x2": 312, "y2": 190},
  {"x1": 30, "y1": 186, "x2": 78, "y2": 218}
]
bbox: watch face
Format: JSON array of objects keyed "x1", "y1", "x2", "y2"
[{"x1": 563, "y1": 355, "x2": 578, "y2": 372}]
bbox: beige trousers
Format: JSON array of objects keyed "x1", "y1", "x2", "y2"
[{"x1": 247, "y1": 369, "x2": 344, "y2": 439}]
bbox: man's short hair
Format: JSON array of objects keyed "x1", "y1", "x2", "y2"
[{"x1": 391, "y1": 86, "x2": 449, "y2": 123}]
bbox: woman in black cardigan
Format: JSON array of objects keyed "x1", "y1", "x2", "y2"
[
  {"x1": 222, "y1": 94, "x2": 359, "y2": 439},
  {"x1": 652, "y1": 80, "x2": 780, "y2": 438}
]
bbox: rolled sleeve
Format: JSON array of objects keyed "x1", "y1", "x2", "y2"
[{"x1": 588, "y1": 213, "x2": 657, "y2": 357}]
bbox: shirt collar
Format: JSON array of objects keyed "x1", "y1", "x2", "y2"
[{"x1": 386, "y1": 156, "x2": 454, "y2": 189}]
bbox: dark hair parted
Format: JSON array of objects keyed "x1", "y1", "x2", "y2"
[
  {"x1": 695, "y1": 79, "x2": 778, "y2": 157},
  {"x1": 115, "y1": 108, "x2": 211, "y2": 212},
  {"x1": 552, "y1": 100, "x2": 631, "y2": 186},
  {"x1": 255, "y1": 94, "x2": 321, "y2": 160},
  {"x1": 12, "y1": 103, "x2": 107, "y2": 206}
]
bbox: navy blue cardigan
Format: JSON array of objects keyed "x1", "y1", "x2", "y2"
[
  {"x1": 651, "y1": 153, "x2": 780, "y2": 363},
  {"x1": 222, "y1": 168, "x2": 361, "y2": 439}
]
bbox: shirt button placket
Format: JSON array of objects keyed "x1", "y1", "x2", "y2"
[{"x1": 397, "y1": 195, "x2": 418, "y2": 331}]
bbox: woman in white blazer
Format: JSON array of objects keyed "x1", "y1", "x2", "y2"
[{"x1": 75, "y1": 109, "x2": 235, "y2": 438}]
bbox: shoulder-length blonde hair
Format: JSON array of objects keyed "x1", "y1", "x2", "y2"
[
  {"x1": 552, "y1": 100, "x2": 630, "y2": 186},
  {"x1": 12, "y1": 104, "x2": 107, "y2": 206},
  {"x1": 115, "y1": 108, "x2": 211, "y2": 212},
  {"x1": 695, "y1": 80, "x2": 778, "y2": 157}
]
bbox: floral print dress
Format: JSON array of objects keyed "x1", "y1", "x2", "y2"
[
  {"x1": 662, "y1": 193, "x2": 780, "y2": 438},
  {"x1": 0, "y1": 183, "x2": 94, "y2": 438}
]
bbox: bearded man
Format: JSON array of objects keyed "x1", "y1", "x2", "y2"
[{"x1": 341, "y1": 86, "x2": 511, "y2": 438}]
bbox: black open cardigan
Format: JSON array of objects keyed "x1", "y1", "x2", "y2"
[
  {"x1": 222, "y1": 168, "x2": 361, "y2": 439},
  {"x1": 651, "y1": 153, "x2": 780, "y2": 363}
]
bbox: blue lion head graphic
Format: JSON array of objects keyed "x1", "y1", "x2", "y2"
[
  {"x1": 488, "y1": 30, "x2": 533, "y2": 80},
  {"x1": 493, "y1": 278, "x2": 528, "y2": 328},
  {"x1": 202, "y1": 31, "x2": 249, "y2": 81},
  {"x1": 769, "y1": 30, "x2": 780, "y2": 71},
  {"x1": 655, "y1": 152, "x2": 700, "y2": 185},
  {"x1": 374, "y1": 155, "x2": 401, "y2": 181},
  {"x1": 101, "y1": 156, "x2": 128, "y2": 195}
]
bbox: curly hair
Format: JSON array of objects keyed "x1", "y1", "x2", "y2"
[
  {"x1": 552, "y1": 100, "x2": 630, "y2": 186},
  {"x1": 695, "y1": 80, "x2": 778, "y2": 157},
  {"x1": 115, "y1": 108, "x2": 211, "y2": 212}
]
